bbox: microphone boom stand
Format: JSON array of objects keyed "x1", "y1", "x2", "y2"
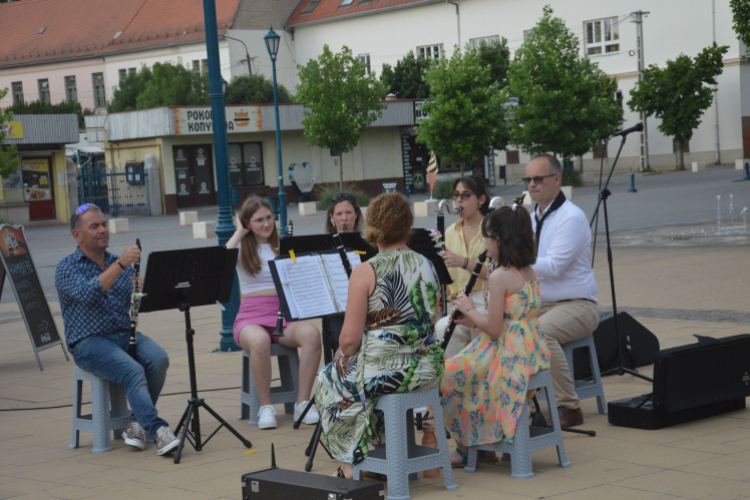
[{"x1": 589, "y1": 133, "x2": 652, "y2": 383}]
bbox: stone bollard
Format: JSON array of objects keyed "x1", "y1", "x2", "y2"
[
  {"x1": 192, "y1": 221, "x2": 217, "y2": 239},
  {"x1": 298, "y1": 201, "x2": 317, "y2": 216},
  {"x1": 735, "y1": 159, "x2": 749, "y2": 171},
  {"x1": 179, "y1": 211, "x2": 198, "y2": 226},
  {"x1": 561, "y1": 186, "x2": 574, "y2": 200},
  {"x1": 414, "y1": 200, "x2": 438, "y2": 217},
  {"x1": 521, "y1": 191, "x2": 534, "y2": 206},
  {"x1": 691, "y1": 161, "x2": 707, "y2": 172},
  {"x1": 109, "y1": 218, "x2": 129, "y2": 234}
]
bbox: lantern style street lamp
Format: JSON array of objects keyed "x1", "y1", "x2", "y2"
[{"x1": 264, "y1": 26, "x2": 287, "y2": 236}]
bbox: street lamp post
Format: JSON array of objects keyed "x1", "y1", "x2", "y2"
[
  {"x1": 223, "y1": 35, "x2": 253, "y2": 76},
  {"x1": 264, "y1": 26, "x2": 287, "y2": 237},
  {"x1": 202, "y1": 0, "x2": 240, "y2": 351}
]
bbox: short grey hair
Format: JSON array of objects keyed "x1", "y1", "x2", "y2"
[
  {"x1": 530, "y1": 153, "x2": 562, "y2": 174},
  {"x1": 71, "y1": 204, "x2": 103, "y2": 232}
]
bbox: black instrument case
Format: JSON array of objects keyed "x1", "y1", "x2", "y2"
[{"x1": 242, "y1": 467, "x2": 384, "y2": 500}]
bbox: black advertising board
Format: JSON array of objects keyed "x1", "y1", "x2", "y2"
[
  {"x1": 0, "y1": 224, "x2": 68, "y2": 370},
  {"x1": 401, "y1": 134, "x2": 413, "y2": 192}
]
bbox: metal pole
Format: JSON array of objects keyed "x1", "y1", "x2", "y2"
[
  {"x1": 202, "y1": 0, "x2": 240, "y2": 351},
  {"x1": 271, "y1": 57, "x2": 288, "y2": 236},
  {"x1": 632, "y1": 11, "x2": 651, "y2": 171},
  {"x1": 712, "y1": 0, "x2": 721, "y2": 164}
]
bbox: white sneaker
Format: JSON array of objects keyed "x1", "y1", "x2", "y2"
[
  {"x1": 295, "y1": 401, "x2": 320, "y2": 425},
  {"x1": 258, "y1": 405, "x2": 277, "y2": 430},
  {"x1": 155, "y1": 426, "x2": 180, "y2": 456},
  {"x1": 122, "y1": 421, "x2": 146, "y2": 450}
]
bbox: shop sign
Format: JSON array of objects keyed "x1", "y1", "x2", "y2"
[
  {"x1": 1, "y1": 121, "x2": 23, "y2": 139},
  {"x1": 173, "y1": 107, "x2": 263, "y2": 135}
]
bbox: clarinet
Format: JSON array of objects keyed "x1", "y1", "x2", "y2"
[
  {"x1": 128, "y1": 239, "x2": 143, "y2": 360},
  {"x1": 440, "y1": 250, "x2": 487, "y2": 351},
  {"x1": 273, "y1": 222, "x2": 293, "y2": 337},
  {"x1": 332, "y1": 223, "x2": 353, "y2": 279}
]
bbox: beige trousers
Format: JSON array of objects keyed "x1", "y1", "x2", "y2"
[
  {"x1": 538, "y1": 300, "x2": 600, "y2": 410},
  {"x1": 435, "y1": 291, "x2": 487, "y2": 359}
]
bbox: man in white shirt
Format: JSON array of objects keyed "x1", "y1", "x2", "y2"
[{"x1": 525, "y1": 154, "x2": 600, "y2": 428}]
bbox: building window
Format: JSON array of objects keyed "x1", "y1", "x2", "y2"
[
  {"x1": 228, "y1": 142, "x2": 265, "y2": 187},
  {"x1": 128, "y1": 67, "x2": 136, "y2": 77},
  {"x1": 417, "y1": 44, "x2": 443, "y2": 60},
  {"x1": 119, "y1": 69, "x2": 127, "y2": 82},
  {"x1": 65, "y1": 76, "x2": 77, "y2": 103},
  {"x1": 302, "y1": 0, "x2": 321, "y2": 14},
  {"x1": 506, "y1": 150, "x2": 520, "y2": 164},
  {"x1": 192, "y1": 60, "x2": 201, "y2": 76},
  {"x1": 38, "y1": 79, "x2": 50, "y2": 105},
  {"x1": 340, "y1": 0, "x2": 354, "y2": 5},
  {"x1": 584, "y1": 17, "x2": 620, "y2": 56},
  {"x1": 359, "y1": 54, "x2": 371, "y2": 75},
  {"x1": 593, "y1": 143, "x2": 608, "y2": 159},
  {"x1": 202, "y1": 59, "x2": 208, "y2": 76},
  {"x1": 523, "y1": 29, "x2": 533, "y2": 42},
  {"x1": 469, "y1": 35, "x2": 499, "y2": 50},
  {"x1": 11, "y1": 82, "x2": 23, "y2": 105},
  {"x1": 92, "y1": 72, "x2": 106, "y2": 108}
]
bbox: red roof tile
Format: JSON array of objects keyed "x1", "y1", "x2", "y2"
[
  {"x1": 0, "y1": 0, "x2": 242, "y2": 68},
  {"x1": 286, "y1": 0, "x2": 440, "y2": 27}
]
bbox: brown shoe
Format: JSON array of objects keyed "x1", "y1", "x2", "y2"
[{"x1": 557, "y1": 406, "x2": 584, "y2": 428}]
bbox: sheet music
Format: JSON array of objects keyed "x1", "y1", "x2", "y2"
[
  {"x1": 323, "y1": 252, "x2": 361, "y2": 310},
  {"x1": 282, "y1": 256, "x2": 337, "y2": 318}
]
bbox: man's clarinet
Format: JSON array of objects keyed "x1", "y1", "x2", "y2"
[
  {"x1": 440, "y1": 250, "x2": 487, "y2": 351},
  {"x1": 128, "y1": 239, "x2": 143, "y2": 360}
]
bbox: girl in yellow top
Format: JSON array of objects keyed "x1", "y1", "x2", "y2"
[{"x1": 436, "y1": 175, "x2": 490, "y2": 358}]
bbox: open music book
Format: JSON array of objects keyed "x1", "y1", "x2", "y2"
[{"x1": 269, "y1": 251, "x2": 362, "y2": 321}]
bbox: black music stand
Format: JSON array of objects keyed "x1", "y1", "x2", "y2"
[
  {"x1": 140, "y1": 246, "x2": 252, "y2": 463},
  {"x1": 408, "y1": 228, "x2": 453, "y2": 287}
]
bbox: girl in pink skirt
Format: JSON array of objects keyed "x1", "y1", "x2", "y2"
[{"x1": 228, "y1": 195, "x2": 322, "y2": 430}]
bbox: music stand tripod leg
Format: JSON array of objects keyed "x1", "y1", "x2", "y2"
[
  {"x1": 174, "y1": 403, "x2": 194, "y2": 464},
  {"x1": 201, "y1": 401, "x2": 252, "y2": 448}
]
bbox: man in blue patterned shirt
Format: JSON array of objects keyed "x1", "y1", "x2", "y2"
[{"x1": 56, "y1": 204, "x2": 179, "y2": 456}]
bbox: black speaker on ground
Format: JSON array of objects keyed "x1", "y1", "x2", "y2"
[{"x1": 573, "y1": 311, "x2": 660, "y2": 380}]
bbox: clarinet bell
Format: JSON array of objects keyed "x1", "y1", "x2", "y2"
[{"x1": 273, "y1": 309, "x2": 285, "y2": 337}]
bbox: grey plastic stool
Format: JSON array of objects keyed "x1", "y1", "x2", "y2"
[
  {"x1": 240, "y1": 344, "x2": 300, "y2": 425},
  {"x1": 465, "y1": 370, "x2": 571, "y2": 479},
  {"x1": 70, "y1": 366, "x2": 131, "y2": 453},
  {"x1": 353, "y1": 387, "x2": 458, "y2": 500},
  {"x1": 563, "y1": 334, "x2": 607, "y2": 414}
]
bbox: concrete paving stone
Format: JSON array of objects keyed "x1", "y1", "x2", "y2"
[
  {"x1": 545, "y1": 457, "x2": 660, "y2": 483},
  {"x1": 613, "y1": 469, "x2": 750, "y2": 500},
  {"x1": 455, "y1": 465, "x2": 601, "y2": 498},
  {"x1": 577, "y1": 439, "x2": 720, "y2": 469},
  {"x1": 674, "y1": 450, "x2": 750, "y2": 481},
  {"x1": 0, "y1": 490, "x2": 24, "y2": 500},
  {"x1": 549, "y1": 484, "x2": 691, "y2": 500},
  {"x1": 0, "y1": 479, "x2": 66, "y2": 495}
]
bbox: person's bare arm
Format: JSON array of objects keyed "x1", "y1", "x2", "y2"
[
  {"x1": 99, "y1": 245, "x2": 140, "y2": 292},
  {"x1": 339, "y1": 263, "x2": 376, "y2": 356}
]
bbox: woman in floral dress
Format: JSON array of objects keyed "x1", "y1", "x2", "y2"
[
  {"x1": 442, "y1": 204, "x2": 551, "y2": 466},
  {"x1": 314, "y1": 193, "x2": 444, "y2": 479}
]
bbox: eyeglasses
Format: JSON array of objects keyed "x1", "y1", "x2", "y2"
[
  {"x1": 522, "y1": 173, "x2": 558, "y2": 185},
  {"x1": 70, "y1": 203, "x2": 99, "y2": 231},
  {"x1": 331, "y1": 193, "x2": 356, "y2": 204},
  {"x1": 250, "y1": 214, "x2": 275, "y2": 226},
  {"x1": 451, "y1": 191, "x2": 475, "y2": 201}
]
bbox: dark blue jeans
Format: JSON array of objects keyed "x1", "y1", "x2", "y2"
[{"x1": 72, "y1": 331, "x2": 170, "y2": 440}]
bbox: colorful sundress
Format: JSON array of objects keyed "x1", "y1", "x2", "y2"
[
  {"x1": 314, "y1": 248, "x2": 445, "y2": 464},
  {"x1": 441, "y1": 269, "x2": 550, "y2": 446}
]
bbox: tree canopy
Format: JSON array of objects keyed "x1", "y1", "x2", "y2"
[
  {"x1": 225, "y1": 74, "x2": 293, "y2": 105},
  {"x1": 0, "y1": 88, "x2": 20, "y2": 179},
  {"x1": 380, "y1": 51, "x2": 431, "y2": 99},
  {"x1": 4, "y1": 100, "x2": 92, "y2": 128},
  {"x1": 476, "y1": 38, "x2": 511, "y2": 88},
  {"x1": 416, "y1": 44, "x2": 509, "y2": 170},
  {"x1": 507, "y1": 6, "x2": 622, "y2": 159},
  {"x1": 628, "y1": 43, "x2": 728, "y2": 170},
  {"x1": 730, "y1": 0, "x2": 750, "y2": 56},
  {"x1": 108, "y1": 62, "x2": 209, "y2": 112},
  {"x1": 296, "y1": 45, "x2": 387, "y2": 189}
]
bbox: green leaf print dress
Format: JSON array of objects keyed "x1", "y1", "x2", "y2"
[{"x1": 314, "y1": 248, "x2": 444, "y2": 465}]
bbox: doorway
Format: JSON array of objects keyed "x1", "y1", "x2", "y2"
[{"x1": 173, "y1": 145, "x2": 217, "y2": 208}]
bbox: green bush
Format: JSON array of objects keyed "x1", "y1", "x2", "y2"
[
  {"x1": 433, "y1": 179, "x2": 455, "y2": 200},
  {"x1": 313, "y1": 183, "x2": 371, "y2": 211},
  {"x1": 562, "y1": 168, "x2": 583, "y2": 187},
  {"x1": 3, "y1": 100, "x2": 92, "y2": 128}
]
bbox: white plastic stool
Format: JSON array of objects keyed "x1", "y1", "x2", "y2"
[
  {"x1": 239, "y1": 345, "x2": 299, "y2": 425},
  {"x1": 563, "y1": 334, "x2": 607, "y2": 414},
  {"x1": 353, "y1": 387, "x2": 458, "y2": 500},
  {"x1": 465, "y1": 370, "x2": 571, "y2": 478},
  {"x1": 70, "y1": 366, "x2": 131, "y2": 453}
]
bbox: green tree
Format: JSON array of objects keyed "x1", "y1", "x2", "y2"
[
  {"x1": 629, "y1": 43, "x2": 728, "y2": 170},
  {"x1": 507, "y1": 6, "x2": 622, "y2": 160},
  {"x1": 731, "y1": 0, "x2": 750, "y2": 57},
  {"x1": 108, "y1": 62, "x2": 208, "y2": 112},
  {"x1": 380, "y1": 51, "x2": 431, "y2": 99},
  {"x1": 225, "y1": 74, "x2": 293, "y2": 105},
  {"x1": 0, "y1": 88, "x2": 20, "y2": 180},
  {"x1": 296, "y1": 45, "x2": 388, "y2": 190},
  {"x1": 4, "y1": 99, "x2": 92, "y2": 128},
  {"x1": 416, "y1": 45, "x2": 509, "y2": 173},
  {"x1": 476, "y1": 38, "x2": 511, "y2": 88}
]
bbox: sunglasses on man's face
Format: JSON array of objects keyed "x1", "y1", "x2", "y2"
[
  {"x1": 70, "y1": 203, "x2": 100, "y2": 231},
  {"x1": 331, "y1": 193, "x2": 356, "y2": 204},
  {"x1": 451, "y1": 191, "x2": 475, "y2": 201},
  {"x1": 522, "y1": 173, "x2": 558, "y2": 185}
]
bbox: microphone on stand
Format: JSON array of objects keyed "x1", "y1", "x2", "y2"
[{"x1": 611, "y1": 122, "x2": 644, "y2": 138}]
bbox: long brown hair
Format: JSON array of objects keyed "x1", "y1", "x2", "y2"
[
  {"x1": 481, "y1": 205, "x2": 536, "y2": 269},
  {"x1": 239, "y1": 195, "x2": 279, "y2": 276}
]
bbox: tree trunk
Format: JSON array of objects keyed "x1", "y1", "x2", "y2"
[
  {"x1": 339, "y1": 153, "x2": 344, "y2": 192},
  {"x1": 677, "y1": 139, "x2": 685, "y2": 171}
]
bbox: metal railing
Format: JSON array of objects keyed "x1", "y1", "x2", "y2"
[{"x1": 77, "y1": 162, "x2": 151, "y2": 217}]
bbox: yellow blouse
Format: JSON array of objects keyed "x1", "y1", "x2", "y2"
[{"x1": 444, "y1": 219, "x2": 487, "y2": 298}]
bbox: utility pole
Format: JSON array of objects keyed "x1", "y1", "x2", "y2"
[
  {"x1": 712, "y1": 0, "x2": 721, "y2": 164},
  {"x1": 631, "y1": 10, "x2": 651, "y2": 171}
]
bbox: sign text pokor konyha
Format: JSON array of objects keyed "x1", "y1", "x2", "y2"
[
  {"x1": 173, "y1": 106, "x2": 263, "y2": 135},
  {"x1": 0, "y1": 224, "x2": 69, "y2": 371}
]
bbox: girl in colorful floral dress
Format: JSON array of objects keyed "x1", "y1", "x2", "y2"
[{"x1": 442, "y1": 204, "x2": 551, "y2": 467}]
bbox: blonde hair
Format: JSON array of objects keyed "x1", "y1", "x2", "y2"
[
  {"x1": 238, "y1": 195, "x2": 279, "y2": 276},
  {"x1": 365, "y1": 193, "x2": 413, "y2": 246}
]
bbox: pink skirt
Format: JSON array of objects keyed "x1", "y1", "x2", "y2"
[{"x1": 233, "y1": 295, "x2": 289, "y2": 346}]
